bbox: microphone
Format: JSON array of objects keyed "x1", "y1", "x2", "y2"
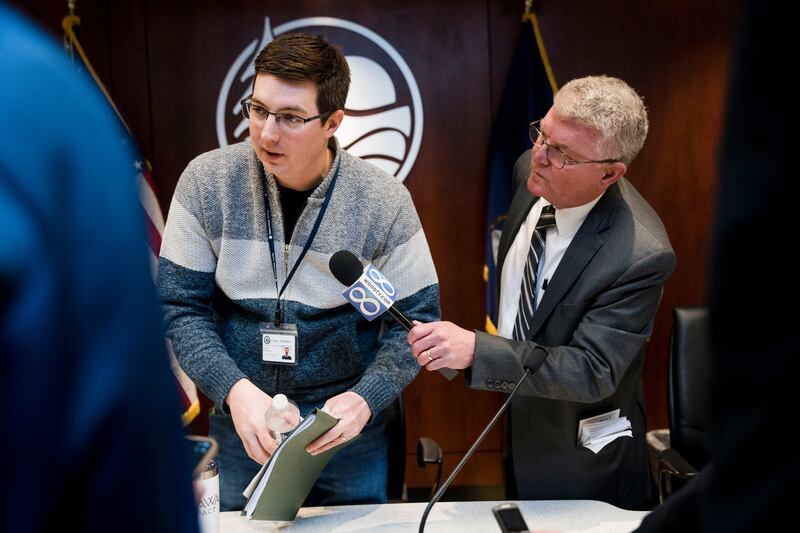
[
  {"x1": 330, "y1": 250, "x2": 414, "y2": 330},
  {"x1": 418, "y1": 367, "x2": 532, "y2": 533},
  {"x1": 329, "y1": 250, "x2": 457, "y2": 381}
]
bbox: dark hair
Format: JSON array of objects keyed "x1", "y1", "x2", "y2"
[{"x1": 254, "y1": 32, "x2": 350, "y2": 118}]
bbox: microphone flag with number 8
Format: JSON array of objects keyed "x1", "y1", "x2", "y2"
[{"x1": 343, "y1": 263, "x2": 397, "y2": 320}]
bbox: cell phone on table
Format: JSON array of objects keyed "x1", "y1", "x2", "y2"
[
  {"x1": 492, "y1": 502, "x2": 530, "y2": 533},
  {"x1": 186, "y1": 435, "x2": 218, "y2": 478}
]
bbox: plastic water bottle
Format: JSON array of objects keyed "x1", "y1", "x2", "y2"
[{"x1": 265, "y1": 394, "x2": 301, "y2": 444}]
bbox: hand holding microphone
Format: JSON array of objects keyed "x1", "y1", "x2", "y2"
[
  {"x1": 407, "y1": 320, "x2": 477, "y2": 371},
  {"x1": 329, "y1": 250, "x2": 457, "y2": 380}
]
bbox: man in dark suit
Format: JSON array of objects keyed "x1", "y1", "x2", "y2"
[{"x1": 408, "y1": 75, "x2": 675, "y2": 509}]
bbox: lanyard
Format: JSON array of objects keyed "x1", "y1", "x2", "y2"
[{"x1": 264, "y1": 158, "x2": 341, "y2": 326}]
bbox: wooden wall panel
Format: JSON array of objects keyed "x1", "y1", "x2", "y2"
[
  {"x1": 9, "y1": 0, "x2": 739, "y2": 491},
  {"x1": 106, "y1": 1, "x2": 153, "y2": 158}
]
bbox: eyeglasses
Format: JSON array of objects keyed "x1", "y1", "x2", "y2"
[
  {"x1": 240, "y1": 97, "x2": 332, "y2": 133},
  {"x1": 529, "y1": 120, "x2": 620, "y2": 169}
]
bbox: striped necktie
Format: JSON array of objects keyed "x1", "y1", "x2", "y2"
[{"x1": 513, "y1": 204, "x2": 556, "y2": 341}]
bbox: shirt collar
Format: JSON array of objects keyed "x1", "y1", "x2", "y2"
[{"x1": 540, "y1": 193, "x2": 604, "y2": 238}]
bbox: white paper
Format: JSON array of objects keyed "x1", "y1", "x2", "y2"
[{"x1": 578, "y1": 409, "x2": 633, "y2": 453}]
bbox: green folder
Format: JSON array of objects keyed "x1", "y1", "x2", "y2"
[{"x1": 242, "y1": 408, "x2": 353, "y2": 521}]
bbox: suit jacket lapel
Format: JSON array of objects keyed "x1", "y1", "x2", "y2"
[{"x1": 528, "y1": 183, "x2": 623, "y2": 339}]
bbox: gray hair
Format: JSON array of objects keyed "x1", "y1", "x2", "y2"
[{"x1": 554, "y1": 75, "x2": 648, "y2": 165}]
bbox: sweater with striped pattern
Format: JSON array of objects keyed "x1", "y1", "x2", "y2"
[{"x1": 157, "y1": 138, "x2": 440, "y2": 417}]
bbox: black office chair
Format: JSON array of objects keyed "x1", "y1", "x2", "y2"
[
  {"x1": 655, "y1": 307, "x2": 712, "y2": 502},
  {"x1": 385, "y1": 395, "x2": 443, "y2": 502}
]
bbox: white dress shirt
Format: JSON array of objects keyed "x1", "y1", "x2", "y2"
[{"x1": 497, "y1": 195, "x2": 603, "y2": 339}]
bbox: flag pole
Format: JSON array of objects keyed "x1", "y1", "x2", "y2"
[
  {"x1": 523, "y1": 1, "x2": 559, "y2": 94},
  {"x1": 62, "y1": 5, "x2": 132, "y2": 134},
  {"x1": 63, "y1": 0, "x2": 77, "y2": 63}
]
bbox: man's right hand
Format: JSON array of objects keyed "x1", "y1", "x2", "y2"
[{"x1": 226, "y1": 379, "x2": 278, "y2": 464}]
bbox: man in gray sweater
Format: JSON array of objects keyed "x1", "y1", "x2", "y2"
[{"x1": 158, "y1": 32, "x2": 440, "y2": 510}]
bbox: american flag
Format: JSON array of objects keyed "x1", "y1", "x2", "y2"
[
  {"x1": 64, "y1": 14, "x2": 200, "y2": 425},
  {"x1": 137, "y1": 160, "x2": 163, "y2": 276},
  {"x1": 137, "y1": 158, "x2": 201, "y2": 425}
]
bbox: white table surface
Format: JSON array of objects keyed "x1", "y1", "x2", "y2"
[{"x1": 220, "y1": 499, "x2": 649, "y2": 532}]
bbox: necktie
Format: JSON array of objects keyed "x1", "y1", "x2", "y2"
[{"x1": 513, "y1": 204, "x2": 556, "y2": 341}]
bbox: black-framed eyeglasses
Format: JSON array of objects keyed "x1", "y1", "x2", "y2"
[
  {"x1": 529, "y1": 120, "x2": 620, "y2": 169},
  {"x1": 240, "y1": 97, "x2": 332, "y2": 133}
]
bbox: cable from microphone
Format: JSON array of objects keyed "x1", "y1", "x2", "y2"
[
  {"x1": 329, "y1": 250, "x2": 457, "y2": 380},
  {"x1": 418, "y1": 367, "x2": 532, "y2": 533}
]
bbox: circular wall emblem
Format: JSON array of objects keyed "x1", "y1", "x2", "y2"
[{"x1": 216, "y1": 17, "x2": 423, "y2": 182}]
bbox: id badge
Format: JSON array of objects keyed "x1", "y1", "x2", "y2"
[{"x1": 260, "y1": 323, "x2": 298, "y2": 365}]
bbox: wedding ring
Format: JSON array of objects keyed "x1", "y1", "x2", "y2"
[{"x1": 425, "y1": 349, "x2": 433, "y2": 363}]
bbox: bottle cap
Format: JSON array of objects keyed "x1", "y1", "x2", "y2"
[
  {"x1": 272, "y1": 393, "x2": 288, "y2": 410},
  {"x1": 196, "y1": 459, "x2": 218, "y2": 480}
]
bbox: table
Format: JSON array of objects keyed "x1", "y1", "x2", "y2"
[{"x1": 220, "y1": 499, "x2": 648, "y2": 532}]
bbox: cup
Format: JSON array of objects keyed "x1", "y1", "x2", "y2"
[{"x1": 196, "y1": 460, "x2": 220, "y2": 533}]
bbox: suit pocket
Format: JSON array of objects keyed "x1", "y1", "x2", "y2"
[{"x1": 586, "y1": 433, "x2": 629, "y2": 458}]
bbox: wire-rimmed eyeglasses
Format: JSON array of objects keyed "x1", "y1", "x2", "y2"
[
  {"x1": 241, "y1": 97, "x2": 332, "y2": 133},
  {"x1": 529, "y1": 120, "x2": 620, "y2": 169}
]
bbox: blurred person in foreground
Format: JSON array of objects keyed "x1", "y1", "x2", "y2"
[
  {"x1": 0, "y1": 5, "x2": 198, "y2": 532},
  {"x1": 635, "y1": 1, "x2": 797, "y2": 530}
]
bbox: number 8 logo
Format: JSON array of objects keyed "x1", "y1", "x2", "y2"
[
  {"x1": 367, "y1": 266, "x2": 396, "y2": 297},
  {"x1": 348, "y1": 286, "x2": 382, "y2": 317}
]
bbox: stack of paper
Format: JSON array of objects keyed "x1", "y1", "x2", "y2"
[
  {"x1": 242, "y1": 409, "x2": 350, "y2": 521},
  {"x1": 578, "y1": 409, "x2": 632, "y2": 453}
]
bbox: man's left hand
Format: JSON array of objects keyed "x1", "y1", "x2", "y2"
[
  {"x1": 408, "y1": 320, "x2": 476, "y2": 370},
  {"x1": 306, "y1": 391, "x2": 372, "y2": 456}
]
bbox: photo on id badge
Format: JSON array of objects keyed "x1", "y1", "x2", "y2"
[{"x1": 261, "y1": 323, "x2": 298, "y2": 365}]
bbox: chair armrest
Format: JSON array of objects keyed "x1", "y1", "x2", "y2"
[
  {"x1": 417, "y1": 437, "x2": 443, "y2": 467},
  {"x1": 416, "y1": 437, "x2": 444, "y2": 499},
  {"x1": 658, "y1": 447, "x2": 699, "y2": 479}
]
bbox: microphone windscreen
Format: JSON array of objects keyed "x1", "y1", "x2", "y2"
[{"x1": 329, "y1": 250, "x2": 364, "y2": 286}]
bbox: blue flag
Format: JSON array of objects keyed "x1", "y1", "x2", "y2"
[{"x1": 485, "y1": 16, "x2": 556, "y2": 333}]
